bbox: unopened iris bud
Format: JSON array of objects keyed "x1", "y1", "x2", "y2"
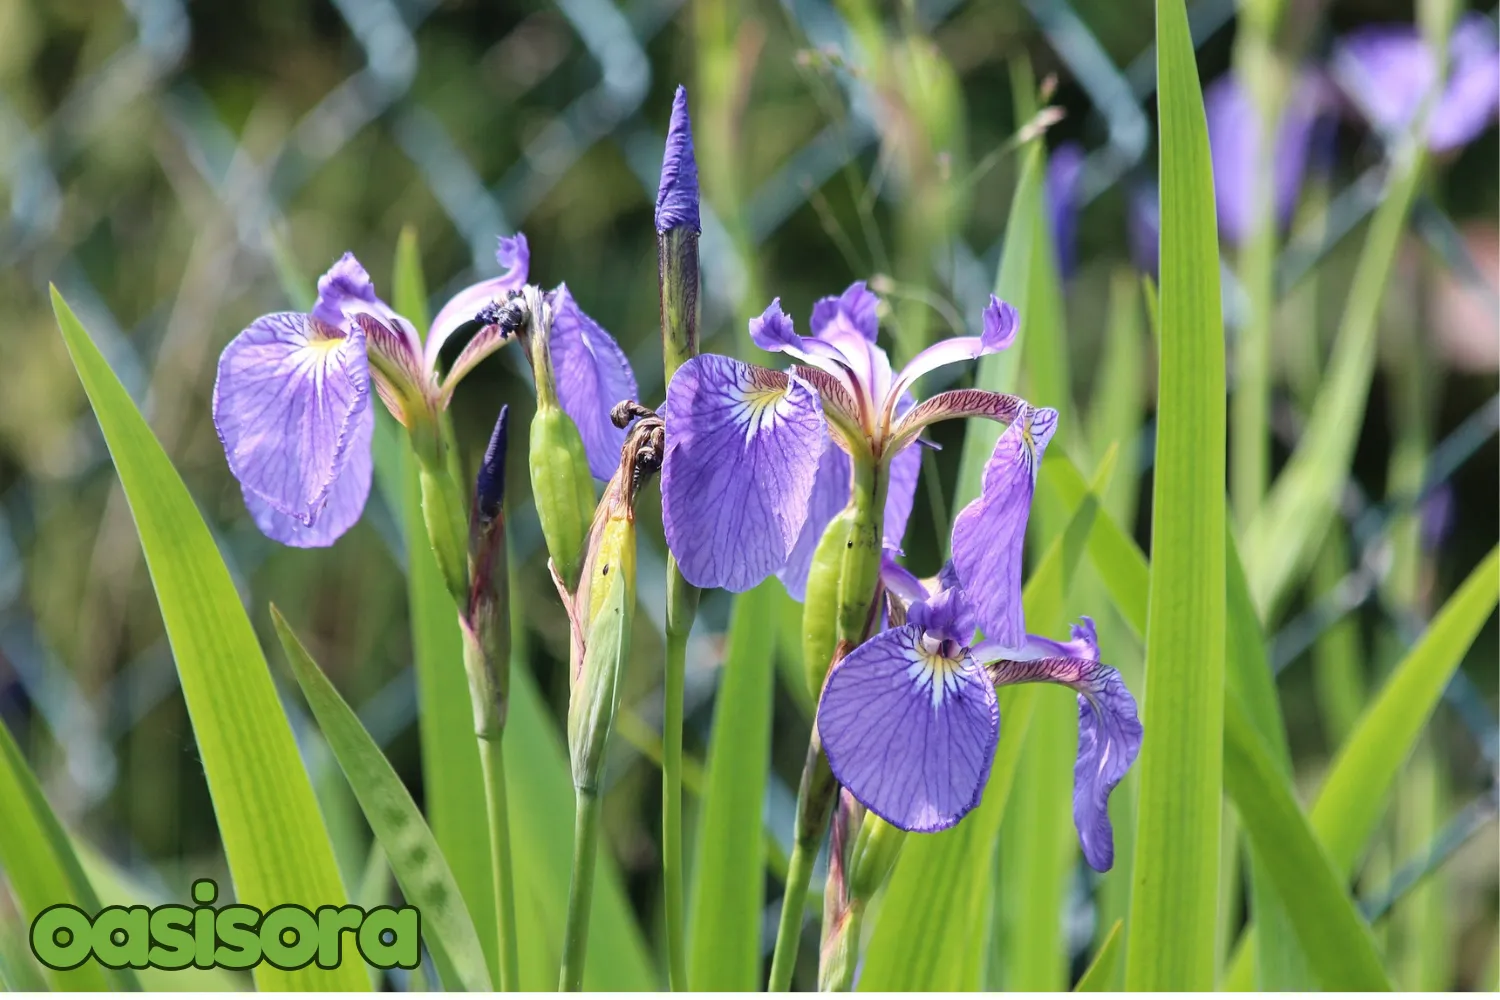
[
  {"x1": 656, "y1": 84, "x2": 701, "y2": 382},
  {"x1": 463, "y1": 405, "x2": 512, "y2": 736},
  {"x1": 524, "y1": 286, "x2": 597, "y2": 591},
  {"x1": 847, "y1": 814, "x2": 906, "y2": 903},
  {"x1": 561, "y1": 413, "x2": 665, "y2": 791}
]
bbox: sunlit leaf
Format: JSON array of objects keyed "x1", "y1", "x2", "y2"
[{"x1": 51, "y1": 287, "x2": 366, "y2": 991}]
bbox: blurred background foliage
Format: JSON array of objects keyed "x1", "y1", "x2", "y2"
[{"x1": 0, "y1": 0, "x2": 1495, "y2": 989}]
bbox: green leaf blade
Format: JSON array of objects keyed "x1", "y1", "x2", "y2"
[
  {"x1": 272, "y1": 607, "x2": 494, "y2": 992},
  {"x1": 687, "y1": 581, "x2": 778, "y2": 990},
  {"x1": 50, "y1": 287, "x2": 366, "y2": 991},
  {"x1": 1123, "y1": 0, "x2": 1227, "y2": 989}
]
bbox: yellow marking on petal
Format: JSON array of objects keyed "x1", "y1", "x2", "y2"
[
  {"x1": 910, "y1": 645, "x2": 966, "y2": 710},
  {"x1": 735, "y1": 383, "x2": 792, "y2": 439}
]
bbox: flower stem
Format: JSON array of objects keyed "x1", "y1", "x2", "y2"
[
  {"x1": 819, "y1": 898, "x2": 865, "y2": 991},
  {"x1": 560, "y1": 788, "x2": 602, "y2": 991},
  {"x1": 479, "y1": 735, "x2": 520, "y2": 990},
  {"x1": 662, "y1": 559, "x2": 698, "y2": 990},
  {"x1": 768, "y1": 738, "x2": 839, "y2": 991}
]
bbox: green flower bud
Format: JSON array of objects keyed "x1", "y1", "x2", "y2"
[
  {"x1": 558, "y1": 413, "x2": 665, "y2": 792},
  {"x1": 847, "y1": 814, "x2": 907, "y2": 904},
  {"x1": 530, "y1": 402, "x2": 595, "y2": 591},
  {"x1": 802, "y1": 510, "x2": 854, "y2": 698}
]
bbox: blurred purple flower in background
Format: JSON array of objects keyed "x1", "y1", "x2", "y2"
[
  {"x1": 1333, "y1": 13, "x2": 1500, "y2": 152},
  {"x1": 1204, "y1": 71, "x2": 1332, "y2": 246},
  {"x1": 816, "y1": 560, "x2": 1141, "y2": 865}
]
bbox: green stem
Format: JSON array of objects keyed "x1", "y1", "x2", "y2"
[
  {"x1": 768, "y1": 740, "x2": 839, "y2": 991},
  {"x1": 662, "y1": 558, "x2": 697, "y2": 991},
  {"x1": 819, "y1": 898, "x2": 865, "y2": 991},
  {"x1": 480, "y1": 736, "x2": 520, "y2": 991},
  {"x1": 560, "y1": 789, "x2": 602, "y2": 991}
]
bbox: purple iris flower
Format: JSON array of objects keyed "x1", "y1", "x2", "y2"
[
  {"x1": 214, "y1": 236, "x2": 633, "y2": 546},
  {"x1": 1333, "y1": 13, "x2": 1500, "y2": 152},
  {"x1": 660, "y1": 282, "x2": 1050, "y2": 640},
  {"x1": 1204, "y1": 71, "x2": 1331, "y2": 247},
  {"x1": 816, "y1": 559, "x2": 1142, "y2": 868}
]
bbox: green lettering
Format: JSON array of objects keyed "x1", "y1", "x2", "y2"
[
  {"x1": 357, "y1": 906, "x2": 419, "y2": 970},
  {"x1": 30, "y1": 904, "x2": 93, "y2": 971},
  {"x1": 259, "y1": 904, "x2": 318, "y2": 971},
  {"x1": 315, "y1": 905, "x2": 362, "y2": 970},
  {"x1": 147, "y1": 905, "x2": 194, "y2": 970},
  {"x1": 92, "y1": 905, "x2": 150, "y2": 970},
  {"x1": 193, "y1": 903, "x2": 216, "y2": 969},
  {"x1": 213, "y1": 905, "x2": 262, "y2": 970}
]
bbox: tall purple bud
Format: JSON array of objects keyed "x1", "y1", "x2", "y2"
[
  {"x1": 657, "y1": 84, "x2": 702, "y2": 380},
  {"x1": 466, "y1": 404, "x2": 512, "y2": 737}
]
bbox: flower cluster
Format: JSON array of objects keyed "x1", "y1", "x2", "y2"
[{"x1": 213, "y1": 237, "x2": 635, "y2": 548}]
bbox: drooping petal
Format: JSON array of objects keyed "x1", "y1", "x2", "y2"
[
  {"x1": 887, "y1": 296, "x2": 1019, "y2": 404},
  {"x1": 213, "y1": 312, "x2": 371, "y2": 527},
  {"x1": 1045, "y1": 141, "x2": 1086, "y2": 277},
  {"x1": 810, "y1": 281, "x2": 893, "y2": 405},
  {"x1": 817, "y1": 624, "x2": 999, "y2": 833},
  {"x1": 982, "y1": 639, "x2": 1142, "y2": 871},
  {"x1": 1430, "y1": 17, "x2": 1500, "y2": 151},
  {"x1": 547, "y1": 285, "x2": 639, "y2": 480},
  {"x1": 426, "y1": 233, "x2": 531, "y2": 372},
  {"x1": 662, "y1": 354, "x2": 826, "y2": 592},
  {"x1": 950, "y1": 406, "x2": 1058, "y2": 647},
  {"x1": 1334, "y1": 15, "x2": 1499, "y2": 151},
  {"x1": 1204, "y1": 73, "x2": 1325, "y2": 246},
  {"x1": 889, "y1": 388, "x2": 1026, "y2": 453},
  {"x1": 242, "y1": 402, "x2": 374, "y2": 547},
  {"x1": 656, "y1": 84, "x2": 701, "y2": 233},
  {"x1": 750, "y1": 299, "x2": 862, "y2": 395},
  {"x1": 776, "y1": 431, "x2": 850, "y2": 601}
]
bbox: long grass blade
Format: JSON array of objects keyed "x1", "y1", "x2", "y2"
[
  {"x1": 1074, "y1": 919, "x2": 1125, "y2": 992},
  {"x1": 272, "y1": 607, "x2": 494, "y2": 992},
  {"x1": 0, "y1": 720, "x2": 129, "y2": 991},
  {"x1": 687, "y1": 581, "x2": 778, "y2": 989},
  {"x1": 1239, "y1": 144, "x2": 1428, "y2": 615},
  {"x1": 50, "y1": 287, "x2": 366, "y2": 991},
  {"x1": 1124, "y1": 0, "x2": 1227, "y2": 988}
]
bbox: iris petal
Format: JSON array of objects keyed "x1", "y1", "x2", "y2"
[
  {"x1": 887, "y1": 296, "x2": 1019, "y2": 412},
  {"x1": 950, "y1": 407, "x2": 1058, "y2": 647},
  {"x1": 749, "y1": 299, "x2": 861, "y2": 392},
  {"x1": 312, "y1": 253, "x2": 415, "y2": 358},
  {"x1": 983, "y1": 626, "x2": 1142, "y2": 872},
  {"x1": 426, "y1": 233, "x2": 531, "y2": 372},
  {"x1": 777, "y1": 433, "x2": 850, "y2": 601},
  {"x1": 243, "y1": 403, "x2": 374, "y2": 547},
  {"x1": 548, "y1": 285, "x2": 639, "y2": 480},
  {"x1": 662, "y1": 355, "x2": 826, "y2": 592},
  {"x1": 811, "y1": 281, "x2": 893, "y2": 404},
  {"x1": 213, "y1": 312, "x2": 370, "y2": 526},
  {"x1": 818, "y1": 624, "x2": 999, "y2": 833}
]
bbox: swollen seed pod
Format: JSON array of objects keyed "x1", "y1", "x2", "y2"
[
  {"x1": 530, "y1": 403, "x2": 596, "y2": 591},
  {"x1": 802, "y1": 510, "x2": 854, "y2": 698}
]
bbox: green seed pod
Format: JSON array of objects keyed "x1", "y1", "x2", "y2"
[
  {"x1": 834, "y1": 473, "x2": 886, "y2": 647},
  {"x1": 419, "y1": 463, "x2": 472, "y2": 607},
  {"x1": 530, "y1": 402, "x2": 596, "y2": 592},
  {"x1": 802, "y1": 509, "x2": 854, "y2": 698},
  {"x1": 847, "y1": 814, "x2": 907, "y2": 903}
]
